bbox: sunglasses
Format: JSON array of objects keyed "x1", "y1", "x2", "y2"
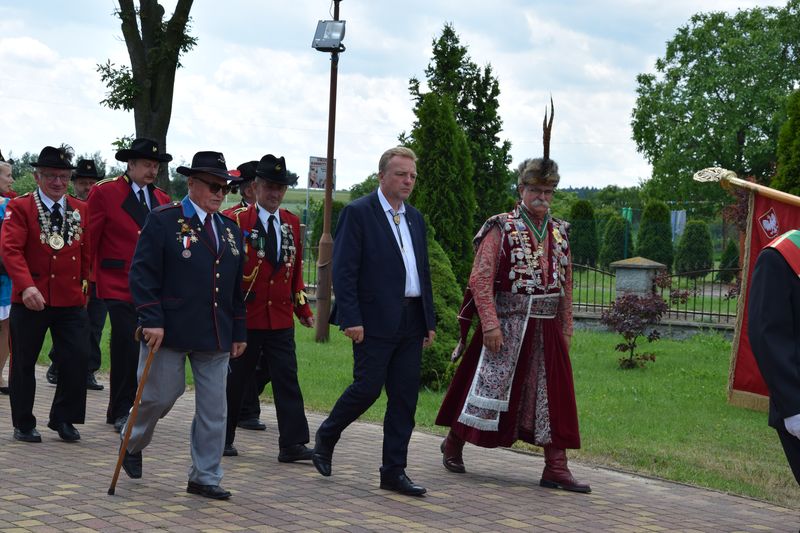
[{"x1": 192, "y1": 176, "x2": 231, "y2": 195}]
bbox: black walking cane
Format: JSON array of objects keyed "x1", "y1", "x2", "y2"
[{"x1": 108, "y1": 330, "x2": 156, "y2": 496}]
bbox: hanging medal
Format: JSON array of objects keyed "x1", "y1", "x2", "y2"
[{"x1": 181, "y1": 235, "x2": 192, "y2": 258}]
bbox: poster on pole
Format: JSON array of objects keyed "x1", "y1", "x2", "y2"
[{"x1": 308, "y1": 156, "x2": 336, "y2": 190}]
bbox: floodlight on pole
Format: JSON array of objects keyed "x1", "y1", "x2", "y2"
[{"x1": 312, "y1": 1, "x2": 344, "y2": 342}]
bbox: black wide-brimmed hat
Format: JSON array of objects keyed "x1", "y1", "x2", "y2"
[
  {"x1": 72, "y1": 158, "x2": 102, "y2": 180},
  {"x1": 30, "y1": 146, "x2": 77, "y2": 170},
  {"x1": 256, "y1": 154, "x2": 296, "y2": 186},
  {"x1": 237, "y1": 161, "x2": 259, "y2": 184},
  {"x1": 115, "y1": 138, "x2": 173, "y2": 163},
  {"x1": 176, "y1": 151, "x2": 242, "y2": 181}
]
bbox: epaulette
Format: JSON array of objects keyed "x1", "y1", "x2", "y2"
[
  {"x1": 219, "y1": 210, "x2": 237, "y2": 222},
  {"x1": 153, "y1": 201, "x2": 181, "y2": 213},
  {"x1": 231, "y1": 206, "x2": 248, "y2": 216},
  {"x1": 15, "y1": 192, "x2": 31, "y2": 198},
  {"x1": 94, "y1": 176, "x2": 119, "y2": 187}
]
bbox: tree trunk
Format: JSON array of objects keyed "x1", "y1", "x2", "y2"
[{"x1": 117, "y1": 0, "x2": 194, "y2": 193}]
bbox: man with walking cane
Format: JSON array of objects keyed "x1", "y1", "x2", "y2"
[{"x1": 117, "y1": 151, "x2": 247, "y2": 500}]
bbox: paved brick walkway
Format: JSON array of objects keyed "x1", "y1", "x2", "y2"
[{"x1": 0, "y1": 368, "x2": 797, "y2": 532}]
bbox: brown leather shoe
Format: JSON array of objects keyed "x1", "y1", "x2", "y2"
[
  {"x1": 440, "y1": 431, "x2": 466, "y2": 473},
  {"x1": 540, "y1": 446, "x2": 591, "y2": 493}
]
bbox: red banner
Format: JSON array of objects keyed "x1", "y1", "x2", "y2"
[{"x1": 729, "y1": 191, "x2": 800, "y2": 410}]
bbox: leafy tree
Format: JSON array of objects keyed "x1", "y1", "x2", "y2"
[
  {"x1": 410, "y1": 93, "x2": 475, "y2": 286},
  {"x1": 421, "y1": 223, "x2": 462, "y2": 390},
  {"x1": 772, "y1": 89, "x2": 800, "y2": 195},
  {"x1": 632, "y1": 3, "x2": 800, "y2": 215},
  {"x1": 349, "y1": 173, "x2": 378, "y2": 201},
  {"x1": 408, "y1": 23, "x2": 513, "y2": 228},
  {"x1": 599, "y1": 214, "x2": 633, "y2": 268},
  {"x1": 97, "y1": 0, "x2": 197, "y2": 192},
  {"x1": 8, "y1": 152, "x2": 36, "y2": 180},
  {"x1": 311, "y1": 200, "x2": 345, "y2": 255},
  {"x1": 674, "y1": 220, "x2": 714, "y2": 276},
  {"x1": 549, "y1": 190, "x2": 578, "y2": 221},
  {"x1": 717, "y1": 238, "x2": 740, "y2": 283},
  {"x1": 594, "y1": 185, "x2": 643, "y2": 211},
  {"x1": 568, "y1": 200, "x2": 598, "y2": 266},
  {"x1": 636, "y1": 201, "x2": 673, "y2": 269}
]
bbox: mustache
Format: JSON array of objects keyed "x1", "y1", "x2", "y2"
[{"x1": 530, "y1": 199, "x2": 550, "y2": 208}]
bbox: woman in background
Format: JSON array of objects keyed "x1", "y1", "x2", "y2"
[{"x1": 0, "y1": 160, "x2": 14, "y2": 394}]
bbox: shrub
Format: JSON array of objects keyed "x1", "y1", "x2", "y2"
[
  {"x1": 717, "y1": 238, "x2": 740, "y2": 283},
  {"x1": 600, "y1": 293, "x2": 669, "y2": 369},
  {"x1": 569, "y1": 200, "x2": 598, "y2": 266},
  {"x1": 349, "y1": 174, "x2": 378, "y2": 201},
  {"x1": 311, "y1": 200, "x2": 345, "y2": 254},
  {"x1": 674, "y1": 220, "x2": 714, "y2": 277},
  {"x1": 636, "y1": 200, "x2": 673, "y2": 269},
  {"x1": 599, "y1": 214, "x2": 632, "y2": 268},
  {"x1": 421, "y1": 223, "x2": 462, "y2": 390}
]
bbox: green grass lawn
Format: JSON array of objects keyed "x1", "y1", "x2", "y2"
[{"x1": 35, "y1": 321, "x2": 799, "y2": 508}]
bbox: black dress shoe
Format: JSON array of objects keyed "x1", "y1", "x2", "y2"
[
  {"x1": 311, "y1": 432, "x2": 333, "y2": 476},
  {"x1": 278, "y1": 444, "x2": 313, "y2": 463},
  {"x1": 113, "y1": 415, "x2": 128, "y2": 433},
  {"x1": 379, "y1": 472, "x2": 427, "y2": 496},
  {"x1": 237, "y1": 418, "x2": 266, "y2": 431},
  {"x1": 223, "y1": 444, "x2": 238, "y2": 457},
  {"x1": 86, "y1": 373, "x2": 104, "y2": 391},
  {"x1": 13, "y1": 428, "x2": 42, "y2": 443},
  {"x1": 121, "y1": 448, "x2": 142, "y2": 479},
  {"x1": 187, "y1": 481, "x2": 231, "y2": 500},
  {"x1": 46, "y1": 365, "x2": 58, "y2": 385},
  {"x1": 47, "y1": 421, "x2": 80, "y2": 442}
]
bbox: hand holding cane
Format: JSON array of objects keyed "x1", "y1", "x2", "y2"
[{"x1": 108, "y1": 328, "x2": 156, "y2": 495}]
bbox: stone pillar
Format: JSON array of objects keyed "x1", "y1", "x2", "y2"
[{"x1": 610, "y1": 257, "x2": 666, "y2": 298}]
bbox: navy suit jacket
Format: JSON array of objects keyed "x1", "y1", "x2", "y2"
[
  {"x1": 129, "y1": 197, "x2": 247, "y2": 352},
  {"x1": 331, "y1": 191, "x2": 435, "y2": 338},
  {"x1": 748, "y1": 248, "x2": 800, "y2": 429}
]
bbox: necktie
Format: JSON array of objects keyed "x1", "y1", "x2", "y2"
[
  {"x1": 50, "y1": 203, "x2": 63, "y2": 231},
  {"x1": 266, "y1": 215, "x2": 278, "y2": 265},
  {"x1": 204, "y1": 215, "x2": 218, "y2": 252},
  {"x1": 138, "y1": 189, "x2": 149, "y2": 211}
]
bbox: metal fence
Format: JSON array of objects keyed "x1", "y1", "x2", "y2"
[
  {"x1": 655, "y1": 268, "x2": 740, "y2": 324},
  {"x1": 572, "y1": 264, "x2": 616, "y2": 314}
]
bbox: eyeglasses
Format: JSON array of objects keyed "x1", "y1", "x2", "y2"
[
  {"x1": 192, "y1": 176, "x2": 231, "y2": 195},
  {"x1": 525, "y1": 186, "x2": 555, "y2": 197},
  {"x1": 38, "y1": 173, "x2": 71, "y2": 183}
]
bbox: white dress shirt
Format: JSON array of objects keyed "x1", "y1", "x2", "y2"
[
  {"x1": 377, "y1": 187, "x2": 421, "y2": 297},
  {"x1": 257, "y1": 205, "x2": 282, "y2": 258}
]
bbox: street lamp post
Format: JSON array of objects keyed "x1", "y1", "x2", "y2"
[{"x1": 311, "y1": 1, "x2": 345, "y2": 342}]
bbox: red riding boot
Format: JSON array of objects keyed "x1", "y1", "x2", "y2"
[
  {"x1": 540, "y1": 446, "x2": 591, "y2": 493},
  {"x1": 440, "y1": 431, "x2": 466, "y2": 473}
]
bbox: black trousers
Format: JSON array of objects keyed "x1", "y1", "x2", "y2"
[
  {"x1": 9, "y1": 303, "x2": 88, "y2": 430},
  {"x1": 317, "y1": 298, "x2": 425, "y2": 475},
  {"x1": 238, "y1": 352, "x2": 271, "y2": 420},
  {"x1": 104, "y1": 299, "x2": 139, "y2": 422},
  {"x1": 777, "y1": 427, "x2": 800, "y2": 486},
  {"x1": 226, "y1": 328, "x2": 308, "y2": 448},
  {"x1": 48, "y1": 282, "x2": 107, "y2": 373}
]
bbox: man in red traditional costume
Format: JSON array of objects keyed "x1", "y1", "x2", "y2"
[
  {"x1": 748, "y1": 229, "x2": 800, "y2": 486},
  {"x1": 435, "y1": 102, "x2": 590, "y2": 493}
]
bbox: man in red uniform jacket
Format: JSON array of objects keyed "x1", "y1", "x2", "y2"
[
  {"x1": 224, "y1": 154, "x2": 314, "y2": 461},
  {"x1": 1, "y1": 145, "x2": 90, "y2": 443},
  {"x1": 87, "y1": 138, "x2": 172, "y2": 432}
]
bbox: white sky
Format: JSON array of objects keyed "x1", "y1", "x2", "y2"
[{"x1": 0, "y1": 0, "x2": 787, "y2": 189}]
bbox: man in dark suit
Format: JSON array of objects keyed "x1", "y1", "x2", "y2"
[
  {"x1": 748, "y1": 229, "x2": 800, "y2": 486},
  {"x1": 1, "y1": 145, "x2": 90, "y2": 443},
  {"x1": 88, "y1": 138, "x2": 172, "y2": 432},
  {"x1": 123, "y1": 151, "x2": 247, "y2": 500},
  {"x1": 311, "y1": 146, "x2": 436, "y2": 496}
]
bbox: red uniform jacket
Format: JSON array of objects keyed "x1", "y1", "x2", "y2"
[
  {"x1": 0, "y1": 192, "x2": 90, "y2": 306},
  {"x1": 221, "y1": 199, "x2": 249, "y2": 219},
  {"x1": 88, "y1": 175, "x2": 171, "y2": 302},
  {"x1": 233, "y1": 205, "x2": 312, "y2": 330}
]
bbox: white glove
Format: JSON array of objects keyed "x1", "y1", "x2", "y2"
[{"x1": 784, "y1": 413, "x2": 800, "y2": 439}]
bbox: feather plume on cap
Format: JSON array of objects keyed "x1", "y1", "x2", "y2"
[{"x1": 518, "y1": 98, "x2": 560, "y2": 187}]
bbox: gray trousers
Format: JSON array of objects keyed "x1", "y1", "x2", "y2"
[{"x1": 124, "y1": 343, "x2": 229, "y2": 486}]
